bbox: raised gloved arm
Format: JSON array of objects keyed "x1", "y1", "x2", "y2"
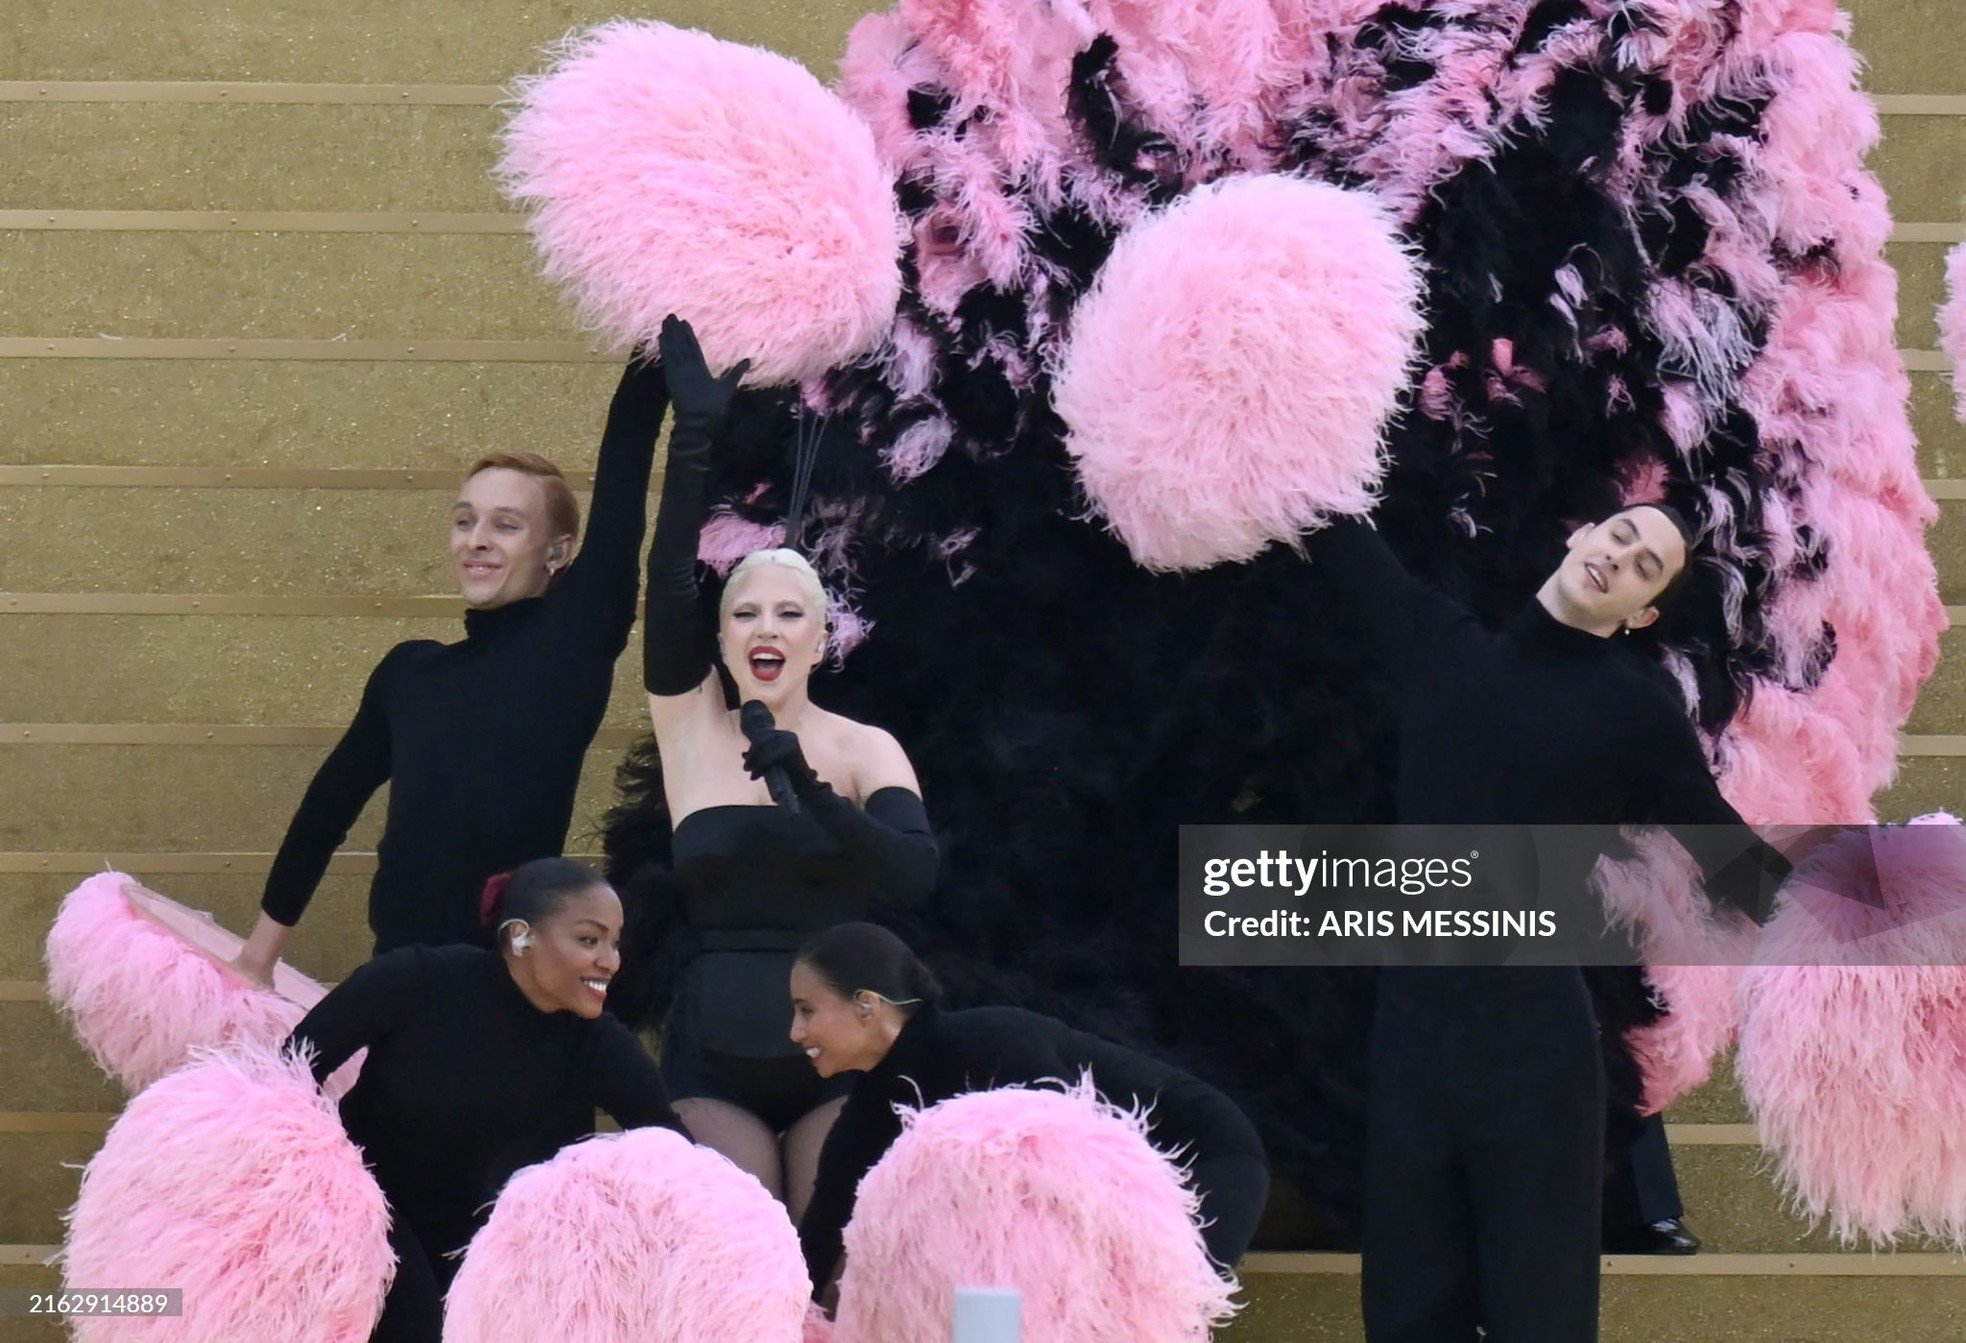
[
  {"x1": 642, "y1": 315, "x2": 751, "y2": 696},
  {"x1": 554, "y1": 354, "x2": 671, "y2": 647}
]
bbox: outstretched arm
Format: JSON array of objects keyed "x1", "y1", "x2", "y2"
[
  {"x1": 1304, "y1": 517, "x2": 1451, "y2": 679},
  {"x1": 581, "y1": 1017, "x2": 690, "y2": 1135},
  {"x1": 241, "y1": 646, "x2": 402, "y2": 982},
  {"x1": 643, "y1": 317, "x2": 750, "y2": 732},
  {"x1": 285, "y1": 946, "x2": 428, "y2": 1082},
  {"x1": 1643, "y1": 712, "x2": 1792, "y2": 923},
  {"x1": 555, "y1": 356, "x2": 671, "y2": 649}
]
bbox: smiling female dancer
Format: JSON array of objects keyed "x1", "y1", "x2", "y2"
[
  {"x1": 789, "y1": 922, "x2": 1269, "y2": 1302},
  {"x1": 287, "y1": 857, "x2": 688, "y2": 1342}
]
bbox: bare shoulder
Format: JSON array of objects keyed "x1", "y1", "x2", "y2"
[{"x1": 817, "y1": 712, "x2": 920, "y2": 801}]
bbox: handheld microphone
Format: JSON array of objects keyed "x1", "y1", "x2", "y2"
[{"x1": 739, "y1": 699, "x2": 802, "y2": 816}]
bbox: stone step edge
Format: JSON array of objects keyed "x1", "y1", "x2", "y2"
[{"x1": 3, "y1": 1245, "x2": 1961, "y2": 1276}]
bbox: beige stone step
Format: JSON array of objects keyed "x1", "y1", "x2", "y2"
[
  {"x1": 1883, "y1": 756, "x2": 1966, "y2": 819},
  {"x1": 0, "y1": 742, "x2": 622, "y2": 851},
  {"x1": 1913, "y1": 374, "x2": 1965, "y2": 479},
  {"x1": 1, "y1": 102, "x2": 507, "y2": 213},
  {"x1": 6, "y1": 1244, "x2": 1966, "y2": 1342},
  {"x1": 0, "y1": 358, "x2": 623, "y2": 470},
  {"x1": 1230, "y1": 1260, "x2": 1966, "y2": 1342},
  {"x1": 0, "y1": 1, "x2": 857, "y2": 84},
  {"x1": 0, "y1": 231, "x2": 564, "y2": 339},
  {"x1": 0, "y1": 872, "x2": 378, "y2": 983},
  {"x1": 1875, "y1": 116, "x2": 1966, "y2": 223},
  {"x1": 1894, "y1": 239, "x2": 1955, "y2": 351}
]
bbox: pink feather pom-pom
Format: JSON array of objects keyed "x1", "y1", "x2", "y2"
[
  {"x1": 1942, "y1": 243, "x2": 1966, "y2": 424},
  {"x1": 44, "y1": 873, "x2": 357, "y2": 1095},
  {"x1": 1053, "y1": 174, "x2": 1424, "y2": 572},
  {"x1": 832, "y1": 1084, "x2": 1237, "y2": 1343},
  {"x1": 1737, "y1": 815, "x2": 1966, "y2": 1246},
  {"x1": 62, "y1": 1045, "x2": 393, "y2": 1342},
  {"x1": 500, "y1": 21, "x2": 904, "y2": 386},
  {"x1": 443, "y1": 1126, "x2": 809, "y2": 1343}
]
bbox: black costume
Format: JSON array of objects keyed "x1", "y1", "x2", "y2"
[
  {"x1": 1603, "y1": 1113, "x2": 1688, "y2": 1245},
  {"x1": 1311, "y1": 519, "x2": 1787, "y2": 1342},
  {"x1": 661, "y1": 800, "x2": 934, "y2": 1128},
  {"x1": 633, "y1": 318, "x2": 937, "y2": 1124},
  {"x1": 261, "y1": 364, "x2": 669, "y2": 952},
  {"x1": 798, "y1": 1003, "x2": 1270, "y2": 1294},
  {"x1": 288, "y1": 944, "x2": 685, "y2": 1343}
]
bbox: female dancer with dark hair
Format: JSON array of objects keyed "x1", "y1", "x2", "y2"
[
  {"x1": 287, "y1": 856, "x2": 688, "y2": 1343},
  {"x1": 634, "y1": 315, "x2": 937, "y2": 1215},
  {"x1": 790, "y1": 921, "x2": 1269, "y2": 1301},
  {"x1": 233, "y1": 356, "x2": 672, "y2": 981}
]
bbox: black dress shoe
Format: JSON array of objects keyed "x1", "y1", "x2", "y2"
[{"x1": 1602, "y1": 1218, "x2": 1702, "y2": 1255}]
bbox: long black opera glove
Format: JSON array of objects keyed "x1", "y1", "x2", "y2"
[
  {"x1": 741, "y1": 729, "x2": 938, "y2": 906},
  {"x1": 643, "y1": 315, "x2": 751, "y2": 696}
]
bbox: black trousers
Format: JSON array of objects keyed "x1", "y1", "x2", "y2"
[
  {"x1": 1361, "y1": 968, "x2": 1605, "y2": 1343},
  {"x1": 1192, "y1": 1152, "x2": 1271, "y2": 1267},
  {"x1": 370, "y1": 1216, "x2": 459, "y2": 1343},
  {"x1": 1604, "y1": 1112, "x2": 1684, "y2": 1230}
]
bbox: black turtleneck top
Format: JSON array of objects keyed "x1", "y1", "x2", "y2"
[
  {"x1": 797, "y1": 1004, "x2": 1266, "y2": 1291},
  {"x1": 260, "y1": 366, "x2": 669, "y2": 951},
  {"x1": 1312, "y1": 519, "x2": 1788, "y2": 919},
  {"x1": 287, "y1": 944, "x2": 686, "y2": 1255}
]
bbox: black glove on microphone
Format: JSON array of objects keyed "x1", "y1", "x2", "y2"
[{"x1": 739, "y1": 701, "x2": 803, "y2": 816}]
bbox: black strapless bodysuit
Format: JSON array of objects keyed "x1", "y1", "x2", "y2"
[{"x1": 659, "y1": 803, "x2": 876, "y2": 1129}]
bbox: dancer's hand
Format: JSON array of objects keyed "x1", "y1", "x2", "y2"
[
  {"x1": 229, "y1": 948, "x2": 276, "y2": 990},
  {"x1": 231, "y1": 912, "x2": 289, "y2": 990},
  {"x1": 657, "y1": 314, "x2": 751, "y2": 435},
  {"x1": 741, "y1": 726, "x2": 818, "y2": 793}
]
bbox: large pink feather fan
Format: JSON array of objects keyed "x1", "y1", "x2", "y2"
[
  {"x1": 1052, "y1": 174, "x2": 1424, "y2": 572},
  {"x1": 44, "y1": 872, "x2": 359, "y2": 1096},
  {"x1": 1592, "y1": 828, "x2": 1759, "y2": 1112},
  {"x1": 443, "y1": 1126, "x2": 809, "y2": 1343},
  {"x1": 62, "y1": 1045, "x2": 393, "y2": 1342},
  {"x1": 831, "y1": 1084, "x2": 1237, "y2": 1343},
  {"x1": 500, "y1": 21, "x2": 904, "y2": 385},
  {"x1": 1942, "y1": 243, "x2": 1966, "y2": 424},
  {"x1": 1736, "y1": 814, "x2": 1966, "y2": 1246}
]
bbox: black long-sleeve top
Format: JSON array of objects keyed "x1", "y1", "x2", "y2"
[
  {"x1": 797, "y1": 1004, "x2": 1265, "y2": 1291},
  {"x1": 287, "y1": 944, "x2": 685, "y2": 1255},
  {"x1": 1310, "y1": 519, "x2": 1789, "y2": 919},
  {"x1": 260, "y1": 368, "x2": 668, "y2": 950}
]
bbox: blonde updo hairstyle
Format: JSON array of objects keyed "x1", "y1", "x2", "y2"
[{"x1": 718, "y1": 547, "x2": 831, "y2": 630}]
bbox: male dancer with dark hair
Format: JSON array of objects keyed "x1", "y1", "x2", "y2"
[{"x1": 1311, "y1": 504, "x2": 1789, "y2": 1341}]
